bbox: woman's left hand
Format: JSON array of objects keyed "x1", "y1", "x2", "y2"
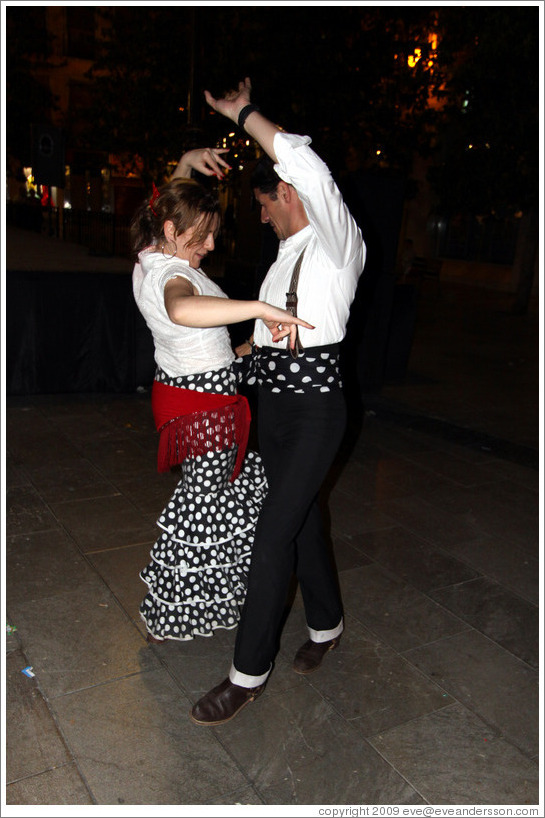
[{"x1": 173, "y1": 148, "x2": 232, "y2": 180}]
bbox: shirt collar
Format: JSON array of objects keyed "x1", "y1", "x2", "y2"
[{"x1": 279, "y1": 223, "x2": 312, "y2": 253}]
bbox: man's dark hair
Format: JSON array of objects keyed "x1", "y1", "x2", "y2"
[{"x1": 251, "y1": 155, "x2": 281, "y2": 198}]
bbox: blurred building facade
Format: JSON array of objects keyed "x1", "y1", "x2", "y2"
[
  {"x1": 6, "y1": 6, "x2": 146, "y2": 256},
  {"x1": 6, "y1": 5, "x2": 531, "y2": 293}
]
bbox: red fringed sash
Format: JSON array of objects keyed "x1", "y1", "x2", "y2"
[{"x1": 151, "y1": 380, "x2": 251, "y2": 482}]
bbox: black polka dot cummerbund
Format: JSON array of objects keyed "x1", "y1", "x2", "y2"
[{"x1": 247, "y1": 344, "x2": 342, "y2": 394}]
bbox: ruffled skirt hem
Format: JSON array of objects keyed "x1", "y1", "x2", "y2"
[{"x1": 139, "y1": 448, "x2": 266, "y2": 641}]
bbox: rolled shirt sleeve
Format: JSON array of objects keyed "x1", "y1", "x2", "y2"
[
  {"x1": 273, "y1": 132, "x2": 366, "y2": 272},
  {"x1": 253, "y1": 132, "x2": 366, "y2": 349}
]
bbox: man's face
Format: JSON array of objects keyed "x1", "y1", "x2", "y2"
[{"x1": 254, "y1": 188, "x2": 291, "y2": 241}]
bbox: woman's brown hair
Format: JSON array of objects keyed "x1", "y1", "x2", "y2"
[{"x1": 130, "y1": 178, "x2": 221, "y2": 259}]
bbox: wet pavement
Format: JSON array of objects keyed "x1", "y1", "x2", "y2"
[{"x1": 3, "y1": 226, "x2": 542, "y2": 811}]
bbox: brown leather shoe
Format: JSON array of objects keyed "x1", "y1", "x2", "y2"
[
  {"x1": 190, "y1": 678, "x2": 264, "y2": 726},
  {"x1": 293, "y1": 635, "x2": 341, "y2": 675}
]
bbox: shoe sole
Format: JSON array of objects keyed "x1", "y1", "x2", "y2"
[
  {"x1": 189, "y1": 691, "x2": 262, "y2": 727},
  {"x1": 293, "y1": 639, "x2": 340, "y2": 675}
]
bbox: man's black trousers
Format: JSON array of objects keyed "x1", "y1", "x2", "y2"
[{"x1": 233, "y1": 387, "x2": 347, "y2": 677}]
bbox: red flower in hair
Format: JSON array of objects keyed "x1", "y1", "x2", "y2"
[{"x1": 149, "y1": 182, "x2": 160, "y2": 217}]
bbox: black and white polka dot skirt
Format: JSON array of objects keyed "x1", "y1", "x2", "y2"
[{"x1": 139, "y1": 366, "x2": 268, "y2": 641}]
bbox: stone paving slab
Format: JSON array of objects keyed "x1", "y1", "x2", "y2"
[
  {"x1": 7, "y1": 529, "x2": 107, "y2": 606},
  {"x1": 339, "y1": 564, "x2": 470, "y2": 653},
  {"x1": 404, "y1": 630, "x2": 539, "y2": 758},
  {"x1": 429, "y1": 576, "x2": 540, "y2": 669},
  {"x1": 50, "y1": 670, "x2": 252, "y2": 805},
  {"x1": 5, "y1": 650, "x2": 74, "y2": 783},
  {"x1": 7, "y1": 584, "x2": 159, "y2": 699},
  {"x1": 369, "y1": 702, "x2": 539, "y2": 805},
  {"x1": 5, "y1": 764, "x2": 94, "y2": 806},
  {"x1": 198, "y1": 677, "x2": 425, "y2": 805}
]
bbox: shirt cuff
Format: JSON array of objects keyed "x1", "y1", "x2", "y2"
[{"x1": 273, "y1": 131, "x2": 313, "y2": 182}]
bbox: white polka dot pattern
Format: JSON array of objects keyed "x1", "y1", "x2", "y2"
[
  {"x1": 139, "y1": 367, "x2": 267, "y2": 641},
  {"x1": 236, "y1": 345, "x2": 342, "y2": 393}
]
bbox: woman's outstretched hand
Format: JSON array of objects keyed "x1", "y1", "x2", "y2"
[
  {"x1": 173, "y1": 148, "x2": 232, "y2": 180},
  {"x1": 260, "y1": 304, "x2": 314, "y2": 349},
  {"x1": 204, "y1": 78, "x2": 252, "y2": 124}
]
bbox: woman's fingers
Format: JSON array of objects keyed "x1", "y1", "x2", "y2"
[
  {"x1": 264, "y1": 309, "x2": 314, "y2": 329},
  {"x1": 196, "y1": 148, "x2": 232, "y2": 178},
  {"x1": 271, "y1": 325, "x2": 297, "y2": 349},
  {"x1": 295, "y1": 317, "x2": 315, "y2": 329},
  {"x1": 211, "y1": 150, "x2": 232, "y2": 173},
  {"x1": 265, "y1": 315, "x2": 314, "y2": 346},
  {"x1": 214, "y1": 148, "x2": 231, "y2": 163},
  {"x1": 206, "y1": 147, "x2": 230, "y2": 158}
]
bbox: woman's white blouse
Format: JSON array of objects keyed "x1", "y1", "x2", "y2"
[
  {"x1": 132, "y1": 249, "x2": 235, "y2": 377},
  {"x1": 253, "y1": 131, "x2": 366, "y2": 349}
]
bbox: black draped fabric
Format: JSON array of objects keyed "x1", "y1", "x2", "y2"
[{"x1": 6, "y1": 270, "x2": 155, "y2": 395}]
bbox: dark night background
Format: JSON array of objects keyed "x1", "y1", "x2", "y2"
[
  {"x1": 6, "y1": 5, "x2": 539, "y2": 210},
  {"x1": 5, "y1": 3, "x2": 541, "y2": 396}
]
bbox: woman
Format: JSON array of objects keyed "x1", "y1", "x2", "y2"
[{"x1": 131, "y1": 147, "x2": 312, "y2": 642}]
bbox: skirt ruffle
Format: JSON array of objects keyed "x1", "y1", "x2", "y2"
[{"x1": 140, "y1": 448, "x2": 267, "y2": 641}]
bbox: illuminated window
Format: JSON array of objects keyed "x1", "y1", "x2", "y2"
[
  {"x1": 407, "y1": 32, "x2": 438, "y2": 69},
  {"x1": 408, "y1": 48, "x2": 422, "y2": 68}
]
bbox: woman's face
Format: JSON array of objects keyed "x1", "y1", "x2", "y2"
[{"x1": 166, "y1": 214, "x2": 219, "y2": 269}]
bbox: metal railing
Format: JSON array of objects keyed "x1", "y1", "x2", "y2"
[
  {"x1": 431, "y1": 212, "x2": 519, "y2": 264},
  {"x1": 8, "y1": 201, "x2": 520, "y2": 267},
  {"x1": 7, "y1": 202, "x2": 132, "y2": 259},
  {"x1": 62, "y1": 208, "x2": 132, "y2": 257}
]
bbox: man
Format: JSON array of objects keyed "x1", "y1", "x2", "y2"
[{"x1": 191, "y1": 78, "x2": 366, "y2": 726}]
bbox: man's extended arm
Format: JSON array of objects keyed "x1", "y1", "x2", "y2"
[{"x1": 205, "y1": 77, "x2": 365, "y2": 272}]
